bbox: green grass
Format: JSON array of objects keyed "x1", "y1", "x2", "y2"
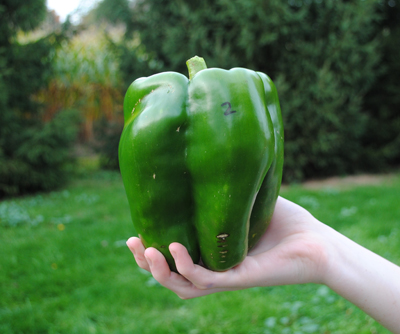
[{"x1": 1, "y1": 171, "x2": 399, "y2": 334}]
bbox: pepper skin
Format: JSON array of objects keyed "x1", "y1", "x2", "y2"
[{"x1": 119, "y1": 56, "x2": 284, "y2": 272}]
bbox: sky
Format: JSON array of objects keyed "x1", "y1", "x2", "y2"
[{"x1": 46, "y1": 0, "x2": 99, "y2": 23}]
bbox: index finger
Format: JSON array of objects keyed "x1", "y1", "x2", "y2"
[
  {"x1": 144, "y1": 243, "x2": 235, "y2": 299},
  {"x1": 169, "y1": 243, "x2": 247, "y2": 291}
]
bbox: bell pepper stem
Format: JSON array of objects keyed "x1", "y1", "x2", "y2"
[{"x1": 186, "y1": 56, "x2": 207, "y2": 80}]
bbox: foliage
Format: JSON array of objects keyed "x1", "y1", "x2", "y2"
[
  {"x1": 0, "y1": 110, "x2": 80, "y2": 197},
  {"x1": 94, "y1": 118, "x2": 124, "y2": 169},
  {"x1": 94, "y1": 0, "x2": 394, "y2": 181},
  {"x1": 1, "y1": 171, "x2": 399, "y2": 332},
  {"x1": 361, "y1": 1, "x2": 400, "y2": 170},
  {"x1": 0, "y1": 0, "x2": 47, "y2": 42},
  {"x1": 35, "y1": 26, "x2": 124, "y2": 141},
  {"x1": 92, "y1": 0, "x2": 135, "y2": 35},
  {"x1": 0, "y1": 1, "x2": 79, "y2": 197},
  {"x1": 91, "y1": 0, "x2": 167, "y2": 87}
]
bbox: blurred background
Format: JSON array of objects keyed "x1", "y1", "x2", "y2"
[
  {"x1": 1, "y1": 0, "x2": 399, "y2": 197},
  {"x1": 1, "y1": 0, "x2": 399, "y2": 333}
]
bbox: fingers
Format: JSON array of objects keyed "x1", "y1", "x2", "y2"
[
  {"x1": 169, "y1": 243, "x2": 243, "y2": 293},
  {"x1": 144, "y1": 246, "x2": 179, "y2": 282},
  {"x1": 144, "y1": 246, "x2": 203, "y2": 299},
  {"x1": 125, "y1": 238, "x2": 208, "y2": 298},
  {"x1": 126, "y1": 238, "x2": 242, "y2": 299},
  {"x1": 126, "y1": 237, "x2": 151, "y2": 272},
  {"x1": 148, "y1": 243, "x2": 237, "y2": 298},
  {"x1": 169, "y1": 243, "x2": 219, "y2": 289}
]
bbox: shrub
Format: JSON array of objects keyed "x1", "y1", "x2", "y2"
[
  {"x1": 94, "y1": 117, "x2": 123, "y2": 170},
  {"x1": 361, "y1": 1, "x2": 400, "y2": 170},
  {"x1": 35, "y1": 26, "x2": 124, "y2": 141},
  {"x1": 0, "y1": 110, "x2": 80, "y2": 197},
  {"x1": 0, "y1": 1, "x2": 81, "y2": 197},
  {"x1": 96, "y1": 0, "x2": 384, "y2": 181}
]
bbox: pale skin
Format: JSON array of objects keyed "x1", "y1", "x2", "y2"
[{"x1": 127, "y1": 196, "x2": 400, "y2": 333}]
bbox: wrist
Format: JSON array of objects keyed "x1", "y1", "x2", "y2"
[
  {"x1": 315, "y1": 221, "x2": 366, "y2": 289},
  {"x1": 298, "y1": 218, "x2": 346, "y2": 286}
]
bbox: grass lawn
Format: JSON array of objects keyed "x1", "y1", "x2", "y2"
[{"x1": 1, "y1": 170, "x2": 399, "y2": 334}]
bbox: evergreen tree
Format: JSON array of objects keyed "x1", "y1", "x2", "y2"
[
  {"x1": 362, "y1": 0, "x2": 400, "y2": 170},
  {"x1": 95, "y1": 0, "x2": 386, "y2": 181},
  {"x1": 0, "y1": 1, "x2": 79, "y2": 197}
]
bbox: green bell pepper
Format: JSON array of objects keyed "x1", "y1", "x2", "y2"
[{"x1": 119, "y1": 56, "x2": 284, "y2": 272}]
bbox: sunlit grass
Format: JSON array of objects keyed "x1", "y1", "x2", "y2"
[{"x1": 1, "y1": 171, "x2": 399, "y2": 333}]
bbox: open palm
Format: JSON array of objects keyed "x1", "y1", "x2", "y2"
[{"x1": 127, "y1": 197, "x2": 330, "y2": 299}]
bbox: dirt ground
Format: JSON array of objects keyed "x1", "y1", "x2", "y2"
[{"x1": 296, "y1": 173, "x2": 396, "y2": 189}]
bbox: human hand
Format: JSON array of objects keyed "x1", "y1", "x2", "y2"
[
  {"x1": 127, "y1": 196, "x2": 400, "y2": 332},
  {"x1": 126, "y1": 196, "x2": 332, "y2": 299}
]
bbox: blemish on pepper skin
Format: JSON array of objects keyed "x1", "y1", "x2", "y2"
[
  {"x1": 153, "y1": 174, "x2": 156, "y2": 179},
  {"x1": 219, "y1": 250, "x2": 228, "y2": 254},
  {"x1": 217, "y1": 233, "x2": 229, "y2": 239},
  {"x1": 132, "y1": 97, "x2": 144, "y2": 114},
  {"x1": 176, "y1": 126, "x2": 180, "y2": 132},
  {"x1": 160, "y1": 245, "x2": 166, "y2": 248},
  {"x1": 252, "y1": 233, "x2": 257, "y2": 238},
  {"x1": 167, "y1": 84, "x2": 174, "y2": 93},
  {"x1": 217, "y1": 244, "x2": 227, "y2": 247}
]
